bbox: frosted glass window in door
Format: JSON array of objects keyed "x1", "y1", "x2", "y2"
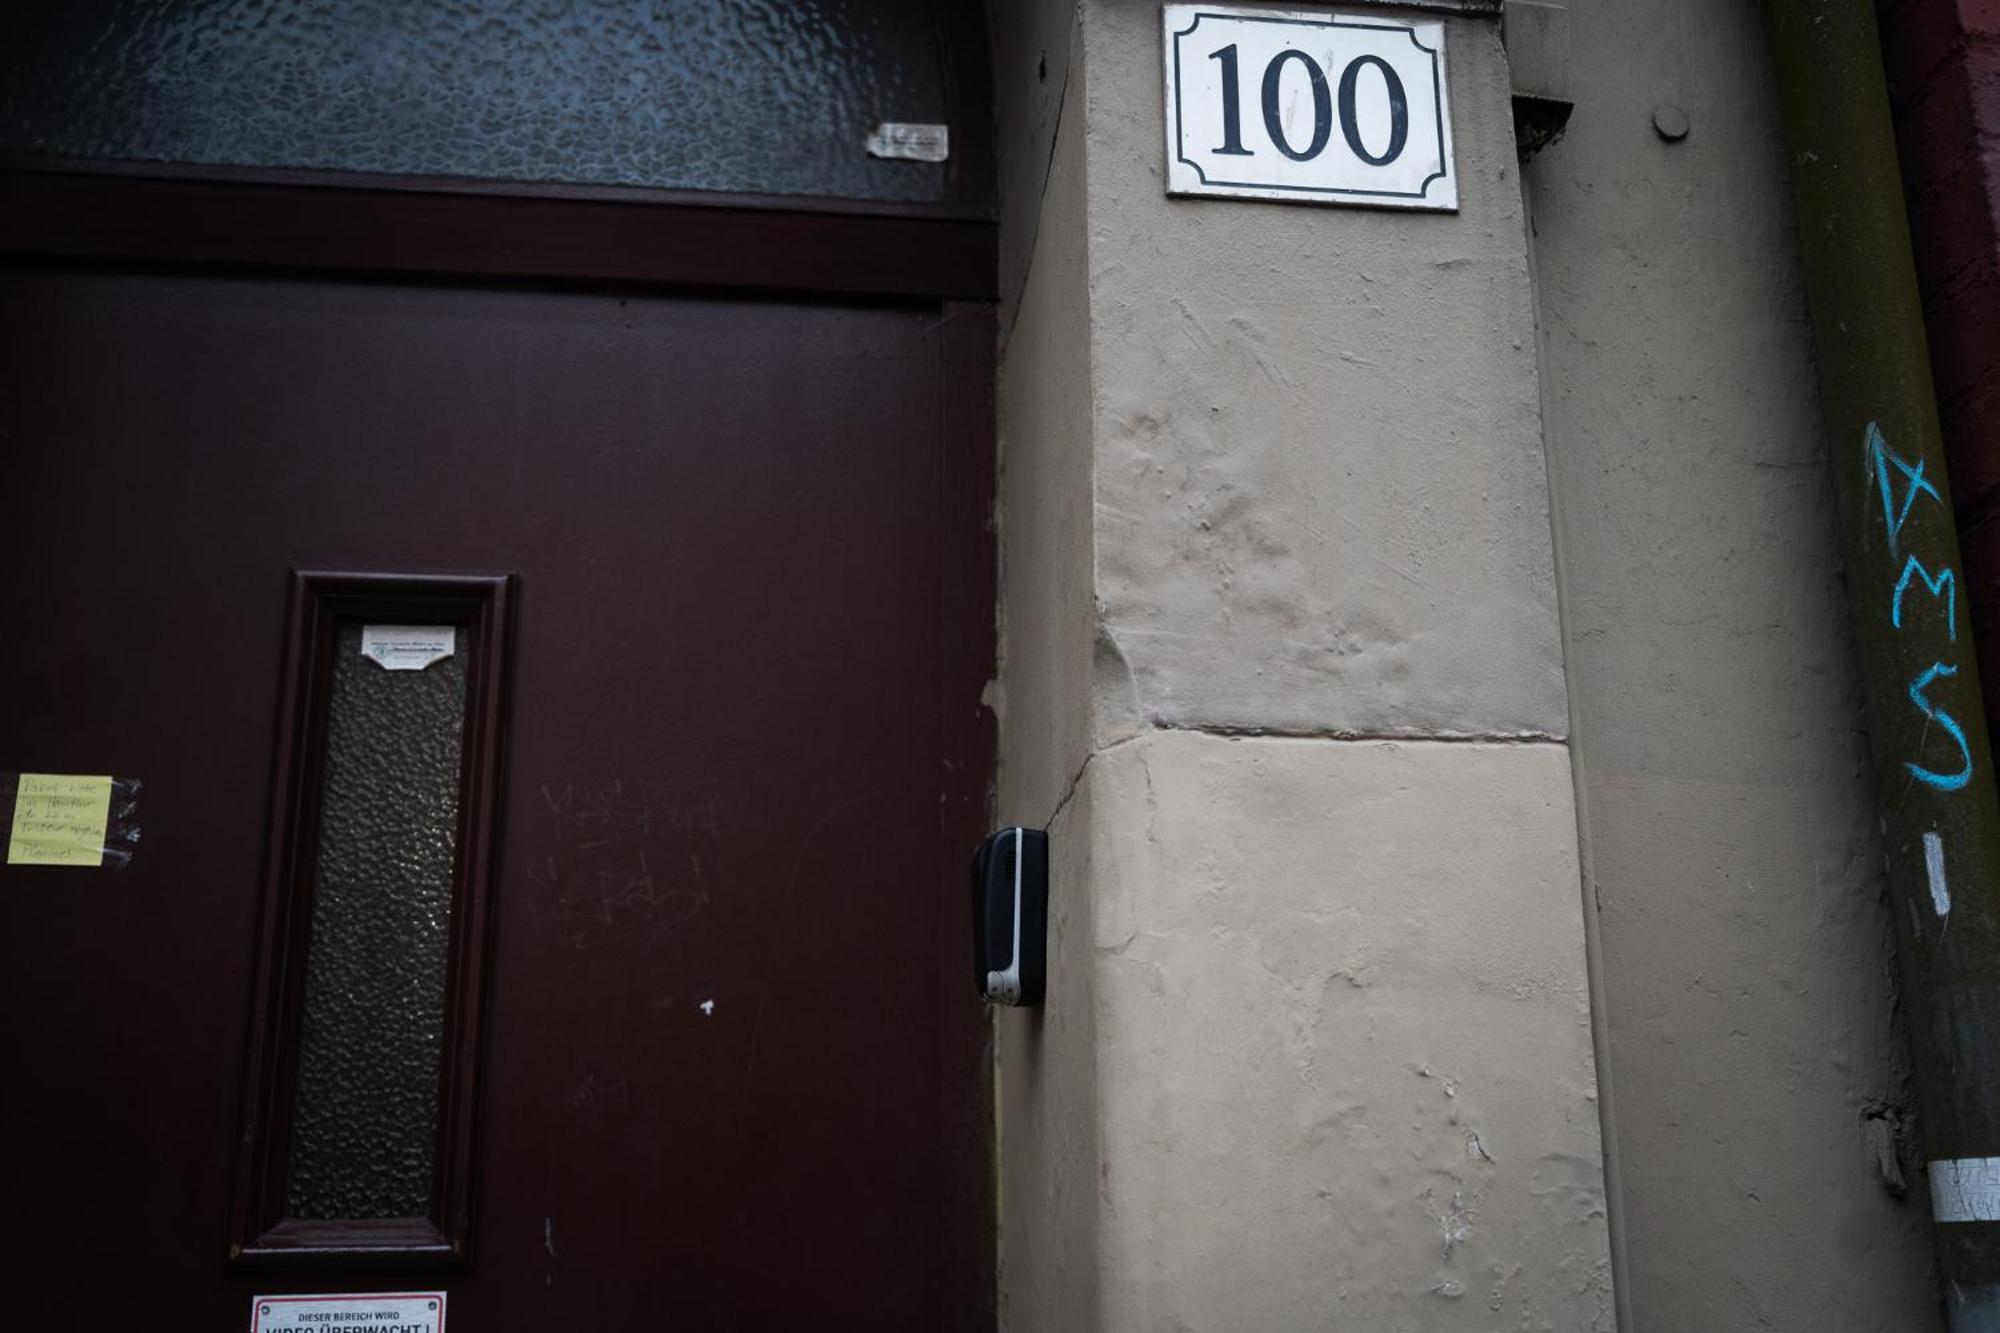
[
  {"x1": 0, "y1": 1, "x2": 955, "y2": 203},
  {"x1": 284, "y1": 622, "x2": 466, "y2": 1221}
]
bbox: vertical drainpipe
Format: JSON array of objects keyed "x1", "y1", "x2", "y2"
[{"x1": 1766, "y1": 0, "x2": 2000, "y2": 1321}]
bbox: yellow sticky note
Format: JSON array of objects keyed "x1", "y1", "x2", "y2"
[{"x1": 8, "y1": 773, "x2": 113, "y2": 867}]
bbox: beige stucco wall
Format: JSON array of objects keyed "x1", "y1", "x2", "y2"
[
  {"x1": 1084, "y1": 733, "x2": 1608, "y2": 1327},
  {"x1": 992, "y1": 2, "x2": 1611, "y2": 1327},
  {"x1": 1086, "y1": 9, "x2": 1567, "y2": 740},
  {"x1": 1525, "y1": 0, "x2": 1940, "y2": 1327},
  {"x1": 993, "y1": 8, "x2": 1101, "y2": 1317}
]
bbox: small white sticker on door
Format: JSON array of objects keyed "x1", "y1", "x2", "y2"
[
  {"x1": 360, "y1": 625, "x2": 456, "y2": 671},
  {"x1": 251, "y1": 1292, "x2": 446, "y2": 1332},
  {"x1": 866, "y1": 122, "x2": 950, "y2": 162}
]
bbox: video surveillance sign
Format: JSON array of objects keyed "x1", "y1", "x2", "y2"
[{"x1": 1164, "y1": 5, "x2": 1458, "y2": 211}]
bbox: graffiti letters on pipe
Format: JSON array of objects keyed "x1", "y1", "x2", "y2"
[{"x1": 1868, "y1": 422, "x2": 1969, "y2": 920}]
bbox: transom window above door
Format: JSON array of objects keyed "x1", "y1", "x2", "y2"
[{"x1": 0, "y1": 0, "x2": 983, "y2": 207}]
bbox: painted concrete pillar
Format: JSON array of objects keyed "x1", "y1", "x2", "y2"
[{"x1": 991, "y1": 1, "x2": 1612, "y2": 1326}]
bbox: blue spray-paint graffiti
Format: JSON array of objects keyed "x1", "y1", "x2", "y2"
[
  {"x1": 1892, "y1": 556, "x2": 1958, "y2": 640},
  {"x1": 1869, "y1": 421, "x2": 1974, "y2": 794},
  {"x1": 1907, "y1": 662, "x2": 1974, "y2": 791},
  {"x1": 1870, "y1": 421, "x2": 1943, "y2": 560}
]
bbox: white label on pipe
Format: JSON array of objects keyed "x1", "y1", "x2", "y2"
[
  {"x1": 1930, "y1": 1158, "x2": 2000, "y2": 1222},
  {"x1": 1925, "y1": 830, "x2": 1952, "y2": 917}
]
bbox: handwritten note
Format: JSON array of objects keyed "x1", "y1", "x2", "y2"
[{"x1": 7, "y1": 773, "x2": 114, "y2": 867}]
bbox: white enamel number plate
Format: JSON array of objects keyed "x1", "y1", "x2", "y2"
[{"x1": 1164, "y1": 4, "x2": 1458, "y2": 211}]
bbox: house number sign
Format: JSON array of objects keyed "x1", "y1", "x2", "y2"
[{"x1": 1164, "y1": 4, "x2": 1458, "y2": 211}]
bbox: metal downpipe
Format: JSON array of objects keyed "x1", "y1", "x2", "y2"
[{"x1": 1765, "y1": 0, "x2": 2000, "y2": 1321}]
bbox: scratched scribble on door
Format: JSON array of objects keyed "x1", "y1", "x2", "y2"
[{"x1": 525, "y1": 779, "x2": 719, "y2": 950}]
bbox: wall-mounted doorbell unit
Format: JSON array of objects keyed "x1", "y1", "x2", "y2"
[{"x1": 971, "y1": 826, "x2": 1048, "y2": 1007}]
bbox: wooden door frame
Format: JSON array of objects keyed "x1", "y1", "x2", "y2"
[{"x1": 0, "y1": 162, "x2": 996, "y2": 300}]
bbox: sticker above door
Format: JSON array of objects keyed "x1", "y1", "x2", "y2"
[{"x1": 1163, "y1": 4, "x2": 1458, "y2": 210}]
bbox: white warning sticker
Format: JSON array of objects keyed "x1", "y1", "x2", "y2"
[
  {"x1": 359, "y1": 625, "x2": 456, "y2": 672},
  {"x1": 1930, "y1": 1158, "x2": 2000, "y2": 1222},
  {"x1": 250, "y1": 1292, "x2": 445, "y2": 1333}
]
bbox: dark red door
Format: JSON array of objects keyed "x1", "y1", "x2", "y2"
[{"x1": 0, "y1": 265, "x2": 993, "y2": 1327}]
